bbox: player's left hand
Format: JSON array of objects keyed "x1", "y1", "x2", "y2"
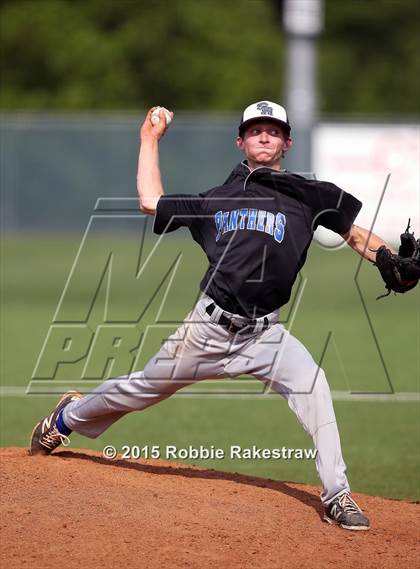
[
  {"x1": 140, "y1": 107, "x2": 174, "y2": 142},
  {"x1": 374, "y1": 220, "x2": 420, "y2": 299}
]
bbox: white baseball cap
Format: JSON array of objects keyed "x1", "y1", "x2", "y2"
[{"x1": 239, "y1": 101, "x2": 291, "y2": 136}]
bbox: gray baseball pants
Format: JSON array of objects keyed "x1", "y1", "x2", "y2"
[{"x1": 63, "y1": 294, "x2": 350, "y2": 504}]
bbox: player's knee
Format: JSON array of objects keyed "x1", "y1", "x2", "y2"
[
  {"x1": 305, "y1": 368, "x2": 333, "y2": 405},
  {"x1": 289, "y1": 365, "x2": 329, "y2": 396}
]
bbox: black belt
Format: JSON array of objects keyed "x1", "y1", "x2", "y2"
[{"x1": 205, "y1": 303, "x2": 269, "y2": 335}]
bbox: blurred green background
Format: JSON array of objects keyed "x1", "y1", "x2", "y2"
[
  {"x1": 1, "y1": 0, "x2": 419, "y2": 501},
  {"x1": 1, "y1": 0, "x2": 419, "y2": 115},
  {"x1": 1, "y1": 236, "x2": 419, "y2": 500}
]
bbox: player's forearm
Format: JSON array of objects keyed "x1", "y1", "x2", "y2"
[
  {"x1": 343, "y1": 224, "x2": 396, "y2": 262},
  {"x1": 136, "y1": 137, "x2": 164, "y2": 215}
]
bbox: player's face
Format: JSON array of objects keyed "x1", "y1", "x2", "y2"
[{"x1": 236, "y1": 121, "x2": 292, "y2": 170}]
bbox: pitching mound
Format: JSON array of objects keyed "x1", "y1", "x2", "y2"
[{"x1": 1, "y1": 448, "x2": 418, "y2": 569}]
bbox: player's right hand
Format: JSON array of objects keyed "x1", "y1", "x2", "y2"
[{"x1": 140, "y1": 107, "x2": 174, "y2": 142}]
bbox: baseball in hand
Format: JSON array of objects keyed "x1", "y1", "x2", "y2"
[{"x1": 151, "y1": 107, "x2": 172, "y2": 126}]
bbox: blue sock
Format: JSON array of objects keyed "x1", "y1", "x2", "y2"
[{"x1": 56, "y1": 410, "x2": 72, "y2": 436}]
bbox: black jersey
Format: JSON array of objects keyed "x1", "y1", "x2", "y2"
[{"x1": 153, "y1": 162, "x2": 362, "y2": 318}]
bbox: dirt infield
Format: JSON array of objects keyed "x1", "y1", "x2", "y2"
[{"x1": 1, "y1": 448, "x2": 419, "y2": 569}]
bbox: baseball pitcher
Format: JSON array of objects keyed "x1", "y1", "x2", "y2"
[{"x1": 30, "y1": 102, "x2": 420, "y2": 531}]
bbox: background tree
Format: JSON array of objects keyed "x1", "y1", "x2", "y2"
[{"x1": 0, "y1": 0, "x2": 419, "y2": 115}]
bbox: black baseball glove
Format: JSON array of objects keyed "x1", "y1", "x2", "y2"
[{"x1": 374, "y1": 220, "x2": 420, "y2": 299}]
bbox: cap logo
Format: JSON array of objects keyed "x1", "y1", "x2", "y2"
[{"x1": 256, "y1": 102, "x2": 273, "y2": 116}]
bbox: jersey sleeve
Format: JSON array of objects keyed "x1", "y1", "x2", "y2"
[
  {"x1": 312, "y1": 182, "x2": 362, "y2": 235},
  {"x1": 153, "y1": 194, "x2": 204, "y2": 235}
]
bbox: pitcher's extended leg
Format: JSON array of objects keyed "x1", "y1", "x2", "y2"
[
  {"x1": 225, "y1": 323, "x2": 350, "y2": 504},
  {"x1": 29, "y1": 300, "x2": 229, "y2": 453},
  {"x1": 62, "y1": 346, "x2": 196, "y2": 438}
]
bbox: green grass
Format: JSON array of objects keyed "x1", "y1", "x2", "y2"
[{"x1": 1, "y1": 234, "x2": 419, "y2": 500}]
